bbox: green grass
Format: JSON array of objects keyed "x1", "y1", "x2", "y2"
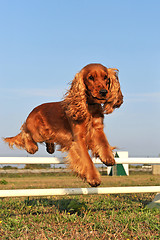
[{"x1": 0, "y1": 173, "x2": 160, "y2": 239}]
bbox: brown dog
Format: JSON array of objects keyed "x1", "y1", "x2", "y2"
[{"x1": 4, "y1": 63, "x2": 123, "y2": 186}]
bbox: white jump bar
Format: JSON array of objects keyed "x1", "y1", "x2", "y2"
[
  {"x1": 0, "y1": 157, "x2": 160, "y2": 164},
  {"x1": 0, "y1": 186, "x2": 160, "y2": 198}
]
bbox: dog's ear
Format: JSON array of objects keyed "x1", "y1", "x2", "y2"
[
  {"x1": 103, "y1": 68, "x2": 123, "y2": 114},
  {"x1": 63, "y1": 71, "x2": 88, "y2": 121}
]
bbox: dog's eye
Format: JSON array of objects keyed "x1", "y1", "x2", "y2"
[
  {"x1": 88, "y1": 75, "x2": 94, "y2": 81},
  {"x1": 104, "y1": 75, "x2": 108, "y2": 80}
]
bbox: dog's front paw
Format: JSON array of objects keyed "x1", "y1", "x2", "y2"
[
  {"x1": 102, "y1": 149, "x2": 115, "y2": 166},
  {"x1": 80, "y1": 166, "x2": 101, "y2": 187},
  {"x1": 105, "y1": 155, "x2": 115, "y2": 166},
  {"x1": 87, "y1": 175, "x2": 101, "y2": 187},
  {"x1": 86, "y1": 169, "x2": 101, "y2": 187}
]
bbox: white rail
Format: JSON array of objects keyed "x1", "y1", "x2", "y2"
[
  {"x1": 0, "y1": 186, "x2": 160, "y2": 198},
  {"x1": 0, "y1": 157, "x2": 160, "y2": 164}
]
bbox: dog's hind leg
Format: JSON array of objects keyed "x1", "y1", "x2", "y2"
[
  {"x1": 46, "y1": 142, "x2": 55, "y2": 154},
  {"x1": 22, "y1": 132, "x2": 38, "y2": 154},
  {"x1": 4, "y1": 126, "x2": 38, "y2": 154},
  {"x1": 21, "y1": 123, "x2": 38, "y2": 154}
]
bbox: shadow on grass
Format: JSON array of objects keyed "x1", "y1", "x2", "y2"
[
  {"x1": 23, "y1": 193, "x2": 155, "y2": 214},
  {"x1": 24, "y1": 197, "x2": 87, "y2": 214}
]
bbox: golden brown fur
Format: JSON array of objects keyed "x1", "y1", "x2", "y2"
[{"x1": 4, "y1": 63, "x2": 123, "y2": 186}]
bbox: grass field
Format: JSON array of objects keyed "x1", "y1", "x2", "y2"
[{"x1": 0, "y1": 173, "x2": 160, "y2": 239}]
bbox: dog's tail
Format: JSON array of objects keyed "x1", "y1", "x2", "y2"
[
  {"x1": 3, "y1": 132, "x2": 25, "y2": 150},
  {"x1": 3, "y1": 124, "x2": 38, "y2": 154}
]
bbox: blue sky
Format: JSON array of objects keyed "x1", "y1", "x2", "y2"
[{"x1": 0, "y1": 0, "x2": 160, "y2": 157}]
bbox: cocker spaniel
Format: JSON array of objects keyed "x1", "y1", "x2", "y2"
[{"x1": 4, "y1": 63, "x2": 123, "y2": 186}]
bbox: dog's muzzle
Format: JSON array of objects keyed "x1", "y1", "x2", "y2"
[{"x1": 99, "y1": 89, "x2": 108, "y2": 97}]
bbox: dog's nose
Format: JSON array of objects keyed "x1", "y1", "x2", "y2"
[{"x1": 99, "y1": 89, "x2": 108, "y2": 97}]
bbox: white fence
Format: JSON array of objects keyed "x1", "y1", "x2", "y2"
[
  {"x1": 1, "y1": 157, "x2": 160, "y2": 164},
  {"x1": 0, "y1": 157, "x2": 160, "y2": 198}
]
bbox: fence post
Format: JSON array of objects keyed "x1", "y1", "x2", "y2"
[
  {"x1": 152, "y1": 165, "x2": 160, "y2": 175},
  {"x1": 108, "y1": 151, "x2": 129, "y2": 176}
]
